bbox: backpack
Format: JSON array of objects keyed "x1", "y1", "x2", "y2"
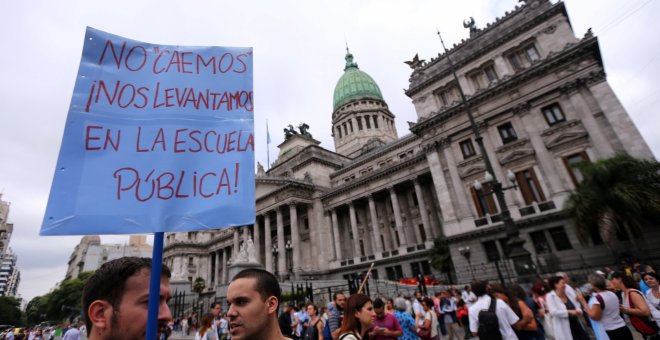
[
  {"x1": 322, "y1": 320, "x2": 332, "y2": 340},
  {"x1": 478, "y1": 297, "x2": 502, "y2": 340}
]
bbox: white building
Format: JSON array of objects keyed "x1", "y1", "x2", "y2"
[
  {"x1": 0, "y1": 195, "x2": 20, "y2": 297},
  {"x1": 65, "y1": 235, "x2": 152, "y2": 280}
]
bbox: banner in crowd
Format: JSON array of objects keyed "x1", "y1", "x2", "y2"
[{"x1": 41, "y1": 27, "x2": 255, "y2": 235}]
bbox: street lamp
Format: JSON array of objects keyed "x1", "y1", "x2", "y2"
[
  {"x1": 458, "y1": 246, "x2": 475, "y2": 280},
  {"x1": 437, "y1": 31, "x2": 536, "y2": 283}
]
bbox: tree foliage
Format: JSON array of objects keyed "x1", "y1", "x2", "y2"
[
  {"x1": 564, "y1": 153, "x2": 660, "y2": 245},
  {"x1": 192, "y1": 277, "x2": 206, "y2": 295},
  {"x1": 0, "y1": 296, "x2": 22, "y2": 325},
  {"x1": 429, "y1": 236, "x2": 455, "y2": 284},
  {"x1": 25, "y1": 271, "x2": 94, "y2": 324}
]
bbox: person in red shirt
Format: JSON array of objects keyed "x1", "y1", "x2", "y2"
[{"x1": 369, "y1": 298, "x2": 403, "y2": 340}]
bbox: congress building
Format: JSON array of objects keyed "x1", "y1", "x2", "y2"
[{"x1": 163, "y1": 0, "x2": 656, "y2": 291}]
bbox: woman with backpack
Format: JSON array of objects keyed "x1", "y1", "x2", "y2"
[
  {"x1": 546, "y1": 276, "x2": 590, "y2": 340},
  {"x1": 576, "y1": 273, "x2": 631, "y2": 340},
  {"x1": 301, "y1": 303, "x2": 324, "y2": 340}
]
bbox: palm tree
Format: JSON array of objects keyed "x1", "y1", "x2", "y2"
[
  {"x1": 564, "y1": 153, "x2": 660, "y2": 249},
  {"x1": 429, "y1": 236, "x2": 455, "y2": 284}
]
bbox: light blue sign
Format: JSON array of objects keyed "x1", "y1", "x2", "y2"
[{"x1": 41, "y1": 27, "x2": 255, "y2": 235}]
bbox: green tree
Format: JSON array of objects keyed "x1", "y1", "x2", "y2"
[
  {"x1": 429, "y1": 236, "x2": 455, "y2": 284},
  {"x1": 192, "y1": 277, "x2": 206, "y2": 295},
  {"x1": 564, "y1": 153, "x2": 660, "y2": 248},
  {"x1": 0, "y1": 296, "x2": 23, "y2": 325},
  {"x1": 26, "y1": 294, "x2": 50, "y2": 325}
]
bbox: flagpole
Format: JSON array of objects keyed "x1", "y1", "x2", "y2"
[
  {"x1": 266, "y1": 120, "x2": 271, "y2": 170},
  {"x1": 145, "y1": 232, "x2": 164, "y2": 340}
]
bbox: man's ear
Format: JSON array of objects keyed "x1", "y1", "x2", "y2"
[
  {"x1": 266, "y1": 296, "x2": 279, "y2": 315},
  {"x1": 87, "y1": 300, "x2": 113, "y2": 333}
]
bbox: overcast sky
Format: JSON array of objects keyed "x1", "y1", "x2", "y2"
[{"x1": 1, "y1": 0, "x2": 658, "y2": 304}]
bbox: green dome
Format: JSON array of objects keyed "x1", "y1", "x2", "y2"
[{"x1": 333, "y1": 50, "x2": 384, "y2": 111}]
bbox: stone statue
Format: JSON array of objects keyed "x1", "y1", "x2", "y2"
[
  {"x1": 404, "y1": 53, "x2": 425, "y2": 70},
  {"x1": 463, "y1": 16, "x2": 478, "y2": 36},
  {"x1": 237, "y1": 242, "x2": 249, "y2": 263},
  {"x1": 246, "y1": 238, "x2": 256, "y2": 263},
  {"x1": 257, "y1": 162, "x2": 265, "y2": 176},
  {"x1": 303, "y1": 171, "x2": 313, "y2": 183}
]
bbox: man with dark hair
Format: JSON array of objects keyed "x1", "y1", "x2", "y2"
[
  {"x1": 82, "y1": 256, "x2": 172, "y2": 340},
  {"x1": 226, "y1": 268, "x2": 287, "y2": 340},
  {"x1": 327, "y1": 292, "x2": 346, "y2": 339},
  {"x1": 467, "y1": 280, "x2": 519, "y2": 340},
  {"x1": 369, "y1": 298, "x2": 402, "y2": 340},
  {"x1": 210, "y1": 302, "x2": 222, "y2": 339}
]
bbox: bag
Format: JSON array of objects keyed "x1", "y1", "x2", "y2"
[
  {"x1": 478, "y1": 298, "x2": 503, "y2": 340},
  {"x1": 628, "y1": 290, "x2": 660, "y2": 336},
  {"x1": 322, "y1": 320, "x2": 331, "y2": 340},
  {"x1": 416, "y1": 326, "x2": 431, "y2": 340}
]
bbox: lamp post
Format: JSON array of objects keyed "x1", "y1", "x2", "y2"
[
  {"x1": 458, "y1": 246, "x2": 475, "y2": 280},
  {"x1": 285, "y1": 240, "x2": 293, "y2": 275},
  {"x1": 437, "y1": 31, "x2": 536, "y2": 283}
]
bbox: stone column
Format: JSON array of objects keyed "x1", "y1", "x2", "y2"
[
  {"x1": 325, "y1": 210, "x2": 337, "y2": 259},
  {"x1": 443, "y1": 146, "x2": 470, "y2": 219},
  {"x1": 221, "y1": 248, "x2": 228, "y2": 284},
  {"x1": 208, "y1": 252, "x2": 214, "y2": 285},
  {"x1": 426, "y1": 149, "x2": 456, "y2": 222},
  {"x1": 276, "y1": 207, "x2": 286, "y2": 275},
  {"x1": 348, "y1": 202, "x2": 361, "y2": 257},
  {"x1": 233, "y1": 228, "x2": 240, "y2": 258},
  {"x1": 388, "y1": 186, "x2": 408, "y2": 246},
  {"x1": 264, "y1": 213, "x2": 273, "y2": 272},
  {"x1": 331, "y1": 208, "x2": 342, "y2": 259},
  {"x1": 289, "y1": 203, "x2": 301, "y2": 276},
  {"x1": 215, "y1": 251, "x2": 220, "y2": 284},
  {"x1": 242, "y1": 226, "x2": 249, "y2": 243},
  {"x1": 253, "y1": 220, "x2": 261, "y2": 264},
  {"x1": 368, "y1": 194, "x2": 383, "y2": 254},
  {"x1": 567, "y1": 90, "x2": 614, "y2": 157},
  {"x1": 413, "y1": 178, "x2": 433, "y2": 240}
]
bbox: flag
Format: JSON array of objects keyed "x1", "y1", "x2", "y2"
[{"x1": 267, "y1": 120, "x2": 271, "y2": 144}]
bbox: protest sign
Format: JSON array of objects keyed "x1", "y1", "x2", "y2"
[{"x1": 41, "y1": 27, "x2": 255, "y2": 235}]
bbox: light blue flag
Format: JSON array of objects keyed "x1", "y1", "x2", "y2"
[{"x1": 41, "y1": 27, "x2": 255, "y2": 235}]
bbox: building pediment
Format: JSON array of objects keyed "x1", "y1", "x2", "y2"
[
  {"x1": 457, "y1": 155, "x2": 485, "y2": 179},
  {"x1": 541, "y1": 120, "x2": 589, "y2": 150},
  {"x1": 495, "y1": 139, "x2": 536, "y2": 165}
]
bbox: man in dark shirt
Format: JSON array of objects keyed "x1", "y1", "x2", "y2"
[{"x1": 278, "y1": 304, "x2": 294, "y2": 338}]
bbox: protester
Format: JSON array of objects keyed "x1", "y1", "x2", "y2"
[
  {"x1": 456, "y1": 298, "x2": 471, "y2": 339},
  {"x1": 417, "y1": 297, "x2": 440, "y2": 340},
  {"x1": 225, "y1": 268, "x2": 287, "y2": 340},
  {"x1": 196, "y1": 313, "x2": 217, "y2": 340},
  {"x1": 182, "y1": 313, "x2": 190, "y2": 336},
  {"x1": 368, "y1": 298, "x2": 401, "y2": 340},
  {"x1": 328, "y1": 292, "x2": 347, "y2": 339},
  {"x1": 210, "y1": 302, "x2": 222, "y2": 339},
  {"x1": 82, "y1": 257, "x2": 172, "y2": 340},
  {"x1": 468, "y1": 280, "x2": 520, "y2": 339},
  {"x1": 503, "y1": 284, "x2": 541, "y2": 340},
  {"x1": 296, "y1": 303, "x2": 311, "y2": 339},
  {"x1": 643, "y1": 272, "x2": 660, "y2": 312},
  {"x1": 279, "y1": 304, "x2": 295, "y2": 339},
  {"x1": 61, "y1": 323, "x2": 80, "y2": 340},
  {"x1": 412, "y1": 291, "x2": 424, "y2": 318},
  {"x1": 301, "y1": 303, "x2": 324, "y2": 340},
  {"x1": 337, "y1": 294, "x2": 375, "y2": 340},
  {"x1": 462, "y1": 285, "x2": 477, "y2": 308},
  {"x1": 576, "y1": 273, "x2": 631, "y2": 340},
  {"x1": 610, "y1": 272, "x2": 660, "y2": 339},
  {"x1": 385, "y1": 298, "x2": 395, "y2": 315},
  {"x1": 392, "y1": 297, "x2": 417, "y2": 340},
  {"x1": 438, "y1": 290, "x2": 463, "y2": 340},
  {"x1": 546, "y1": 276, "x2": 589, "y2": 340}
]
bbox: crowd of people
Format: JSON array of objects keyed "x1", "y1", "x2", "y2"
[
  {"x1": 7, "y1": 256, "x2": 660, "y2": 340},
  {"x1": 1, "y1": 323, "x2": 84, "y2": 340}
]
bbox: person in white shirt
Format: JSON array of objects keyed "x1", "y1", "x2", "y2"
[
  {"x1": 546, "y1": 276, "x2": 590, "y2": 340},
  {"x1": 557, "y1": 272, "x2": 578, "y2": 302},
  {"x1": 412, "y1": 291, "x2": 425, "y2": 317},
  {"x1": 577, "y1": 273, "x2": 632, "y2": 340},
  {"x1": 462, "y1": 285, "x2": 478, "y2": 308},
  {"x1": 467, "y1": 280, "x2": 519, "y2": 340}
]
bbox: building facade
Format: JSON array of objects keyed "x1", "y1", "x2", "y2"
[
  {"x1": 163, "y1": 0, "x2": 656, "y2": 289},
  {"x1": 0, "y1": 194, "x2": 20, "y2": 297},
  {"x1": 65, "y1": 235, "x2": 152, "y2": 280}
]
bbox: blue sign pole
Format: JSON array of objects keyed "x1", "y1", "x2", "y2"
[{"x1": 146, "y1": 232, "x2": 164, "y2": 340}]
